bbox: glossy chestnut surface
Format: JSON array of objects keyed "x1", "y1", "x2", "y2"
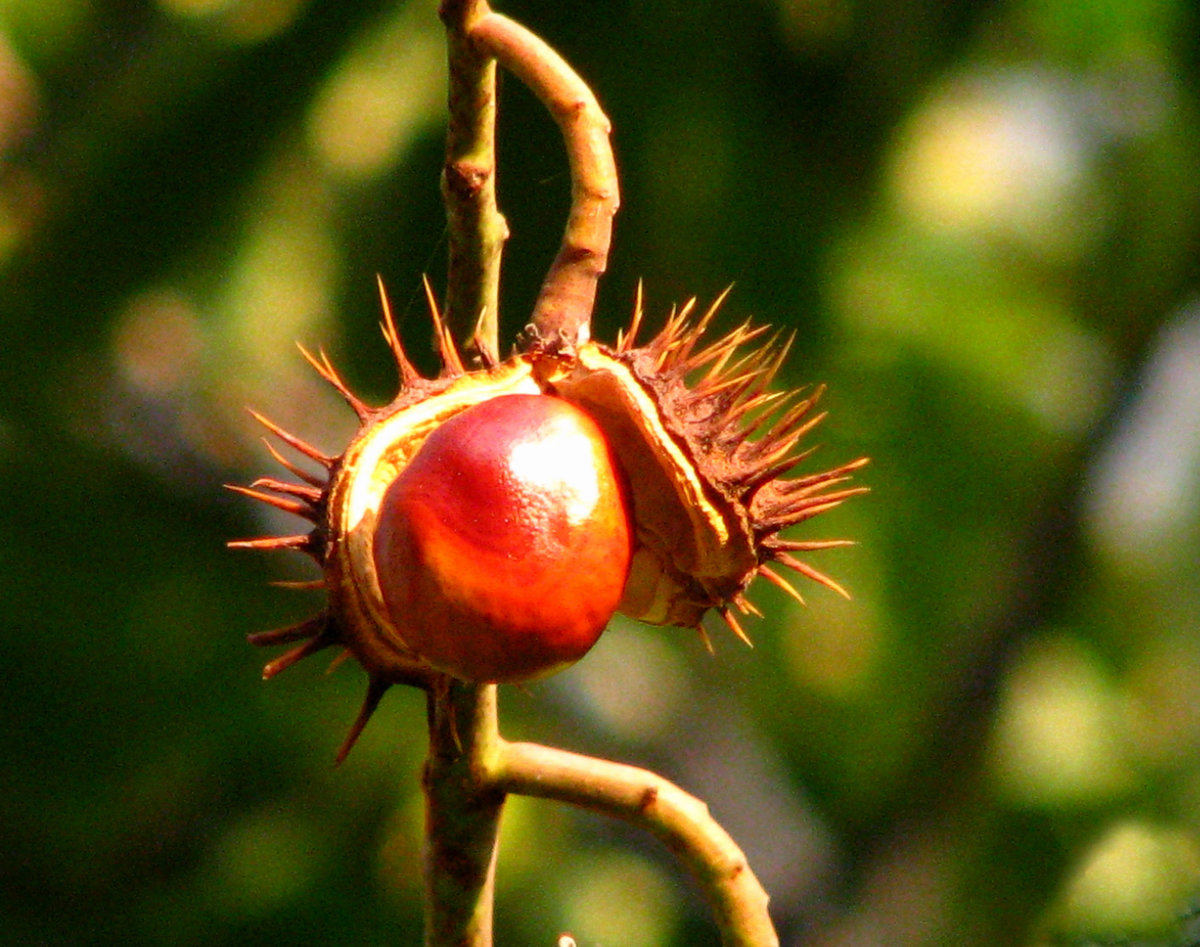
[{"x1": 373, "y1": 393, "x2": 633, "y2": 682}]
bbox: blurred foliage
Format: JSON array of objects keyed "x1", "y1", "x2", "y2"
[{"x1": 2, "y1": 0, "x2": 1200, "y2": 944}]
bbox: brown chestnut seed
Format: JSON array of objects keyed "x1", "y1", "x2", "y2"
[{"x1": 372, "y1": 393, "x2": 633, "y2": 683}]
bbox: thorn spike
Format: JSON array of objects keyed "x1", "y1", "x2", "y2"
[
  {"x1": 377, "y1": 275, "x2": 421, "y2": 388},
  {"x1": 736, "y1": 441, "x2": 821, "y2": 493},
  {"x1": 770, "y1": 410, "x2": 828, "y2": 454},
  {"x1": 620, "y1": 280, "x2": 645, "y2": 353},
  {"x1": 757, "y1": 564, "x2": 806, "y2": 605},
  {"x1": 668, "y1": 289, "x2": 730, "y2": 367},
  {"x1": 772, "y1": 461, "x2": 868, "y2": 499},
  {"x1": 696, "y1": 367, "x2": 760, "y2": 402},
  {"x1": 322, "y1": 349, "x2": 371, "y2": 418},
  {"x1": 685, "y1": 331, "x2": 751, "y2": 383},
  {"x1": 755, "y1": 492, "x2": 868, "y2": 532},
  {"x1": 335, "y1": 676, "x2": 391, "y2": 765},
  {"x1": 325, "y1": 648, "x2": 354, "y2": 675},
  {"x1": 757, "y1": 330, "x2": 795, "y2": 388},
  {"x1": 247, "y1": 614, "x2": 328, "y2": 648},
  {"x1": 263, "y1": 439, "x2": 325, "y2": 487},
  {"x1": 742, "y1": 389, "x2": 822, "y2": 451},
  {"x1": 247, "y1": 409, "x2": 335, "y2": 467},
  {"x1": 718, "y1": 607, "x2": 754, "y2": 647},
  {"x1": 297, "y1": 344, "x2": 371, "y2": 420},
  {"x1": 250, "y1": 477, "x2": 323, "y2": 504},
  {"x1": 227, "y1": 534, "x2": 313, "y2": 552},
  {"x1": 691, "y1": 322, "x2": 770, "y2": 381},
  {"x1": 224, "y1": 484, "x2": 315, "y2": 519},
  {"x1": 262, "y1": 633, "x2": 335, "y2": 680},
  {"x1": 653, "y1": 299, "x2": 699, "y2": 370},
  {"x1": 733, "y1": 593, "x2": 764, "y2": 618},
  {"x1": 270, "y1": 578, "x2": 326, "y2": 591},
  {"x1": 696, "y1": 285, "x2": 734, "y2": 336},
  {"x1": 783, "y1": 485, "x2": 871, "y2": 516},
  {"x1": 764, "y1": 537, "x2": 857, "y2": 552},
  {"x1": 424, "y1": 275, "x2": 466, "y2": 377},
  {"x1": 774, "y1": 552, "x2": 852, "y2": 600}
]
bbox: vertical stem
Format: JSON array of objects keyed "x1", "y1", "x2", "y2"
[
  {"x1": 427, "y1": 5, "x2": 506, "y2": 944},
  {"x1": 423, "y1": 681, "x2": 505, "y2": 947},
  {"x1": 440, "y1": 0, "x2": 506, "y2": 364}
]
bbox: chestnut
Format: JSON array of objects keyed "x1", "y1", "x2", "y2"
[{"x1": 372, "y1": 393, "x2": 632, "y2": 683}]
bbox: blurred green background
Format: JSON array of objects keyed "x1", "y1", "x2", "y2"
[{"x1": 3, "y1": 0, "x2": 1200, "y2": 944}]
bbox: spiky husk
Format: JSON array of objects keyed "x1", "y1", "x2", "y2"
[
  {"x1": 552, "y1": 288, "x2": 867, "y2": 632},
  {"x1": 230, "y1": 284, "x2": 865, "y2": 759}
]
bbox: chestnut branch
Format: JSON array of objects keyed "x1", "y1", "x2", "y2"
[
  {"x1": 423, "y1": 681, "x2": 504, "y2": 947},
  {"x1": 440, "y1": 0, "x2": 506, "y2": 364},
  {"x1": 465, "y1": 4, "x2": 619, "y2": 349},
  {"x1": 495, "y1": 742, "x2": 780, "y2": 947}
]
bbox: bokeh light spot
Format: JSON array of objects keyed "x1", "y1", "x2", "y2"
[
  {"x1": 306, "y1": 0, "x2": 444, "y2": 179},
  {"x1": 1054, "y1": 821, "x2": 1200, "y2": 938},
  {"x1": 989, "y1": 635, "x2": 1135, "y2": 808},
  {"x1": 560, "y1": 850, "x2": 681, "y2": 947},
  {"x1": 889, "y1": 71, "x2": 1101, "y2": 261}
]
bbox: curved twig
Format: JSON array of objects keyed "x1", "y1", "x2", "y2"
[
  {"x1": 495, "y1": 741, "x2": 780, "y2": 947},
  {"x1": 469, "y1": 11, "x2": 619, "y2": 348}
]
